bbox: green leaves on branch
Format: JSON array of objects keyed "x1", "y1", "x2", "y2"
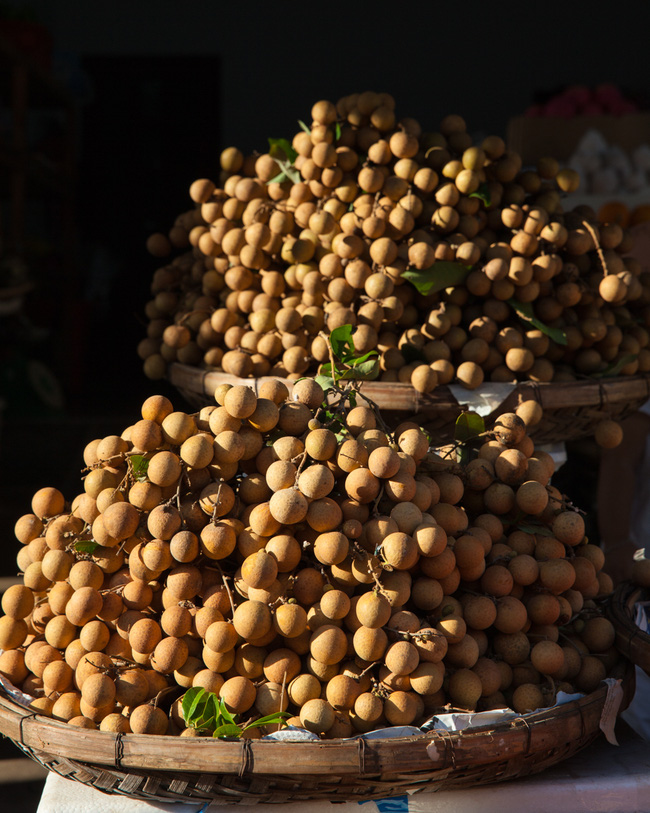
[
  {"x1": 469, "y1": 182, "x2": 492, "y2": 206},
  {"x1": 130, "y1": 454, "x2": 150, "y2": 482},
  {"x1": 516, "y1": 521, "x2": 555, "y2": 537},
  {"x1": 74, "y1": 540, "x2": 99, "y2": 554},
  {"x1": 507, "y1": 299, "x2": 568, "y2": 346},
  {"x1": 454, "y1": 411, "x2": 486, "y2": 443},
  {"x1": 318, "y1": 324, "x2": 379, "y2": 392},
  {"x1": 454, "y1": 411, "x2": 486, "y2": 464},
  {"x1": 402, "y1": 262, "x2": 472, "y2": 296},
  {"x1": 591, "y1": 353, "x2": 638, "y2": 379},
  {"x1": 181, "y1": 687, "x2": 289, "y2": 739},
  {"x1": 267, "y1": 138, "x2": 300, "y2": 185}
]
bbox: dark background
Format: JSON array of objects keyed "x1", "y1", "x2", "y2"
[
  {"x1": 3, "y1": 0, "x2": 649, "y2": 580},
  {"x1": 0, "y1": 2, "x2": 649, "y2": 806}
]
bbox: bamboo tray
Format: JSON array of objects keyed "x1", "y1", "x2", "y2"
[
  {"x1": 168, "y1": 363, "x2": 650, "y2": 446},
  {"x1": 608, "y1": 581, "x2": 650, "y2": 676},
  {"x1": 0, "y1": 670, "x2": 633, "y2": 806}
]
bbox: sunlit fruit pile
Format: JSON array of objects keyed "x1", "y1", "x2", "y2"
[
  {"x1": 0, "y1": 378, "x2": 621, "y2": 738},
  {"x1": 138, "y1": 90, "x2": 650, "y2": 394}
]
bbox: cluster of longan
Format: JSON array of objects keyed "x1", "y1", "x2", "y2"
[
  {"x1": 139, "y1": 90, "x2": 650, "y2": 394},
  {"x1": 0, "y1": 378, "x2": 620, "y2": 736}
]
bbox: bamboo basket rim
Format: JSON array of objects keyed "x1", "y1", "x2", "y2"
[
  {"x1": 0, "y1": 678, "x2": 622, "y2": 775},
  {"x1": 608, "y1": 580, "x2": 650, "y2": 674},
  {"x1": 167, "y1": 363, "x2": 650, "y2": 416},
  {"x1": 0, "y1": 666, "x2": 633, "y2": 804}
]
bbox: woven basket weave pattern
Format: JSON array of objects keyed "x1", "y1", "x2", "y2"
[
  {"x1": 0, "y1": 675, "x2": 631, "y2": 805},
  {"x1": 168, "y1": 364, "x2": 650, "y2": 445}
]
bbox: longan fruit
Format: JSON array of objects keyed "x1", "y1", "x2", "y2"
[
  {"x1": 304, "y1": 428, "x2": 338, "y2": 461},
  {"x1": 0, "y1": 616, "x2": 28, "y2": 650},
  {"x1": 81, "y1": 671, "x2": 116, "y2": 710},
  {"x1": 461, "y1": 594, "x2": 497, "y2": 631},
  {"x1": 494, "y1": 448, "x2": 528, "y2": 485},
  {"x1": 292, "y1": 378, "x2": 325, "y2": 410},
  {"x1": 269, "y1": 487, "x2": 309, "y2": 524},
  {"x1": 345, "y1": 467, "x2": 381, "y2": 504},
  {"x1": 129, "y1": 704, "x2": 169, "y2": 735},
  {"x1": 306, "y1": 498, "x2": 343, "y2": 533},
  {"x1": 232, "y1": 600, "x2": 272, "y2": 641},
  {"x1": 381, "y1": 532, "x2": 419, "y2": 570},
  {"x1": 300, "y1": 697, "x2": 336, "y2": 734},
  {"x1": 448, "y1": 668, "x2": 482, "y2": 710},
  {"x1": 552, "y1": 511, "x2": 585, "y2": 546},
  {"x1": 353, "y1": 625, "x2": 388, "y2": 662},
  {"x1": 265, "y1": 534, "x2": 302, "y2": 572},
  {"x1": 0, "y1": 650, "x2": 28, "y2": 686},
  {"x1": 515, "y1": 480, "x2": 549, "y2": 515},
  {"x1": 65, "y1": 586, "x2": 103, "y2": 627},
  {"x1": 512, "y1": 683, "x2": 545, "y2": 714},
  {"x1": 274, "y1": 602, "x2": 308, "y2": 638},
  {"x1": 14, "y1": 513, "x2": 44, "y2": 544},
  {"x1": 151, "y1": 636, "x2": 189, "y2": 674},
  {"x1": 384, "y1": 641, "x2": 420, "y2": 676},
  {"x1": 530, "y1": 640, "x2": 565, "y2": 678},
  {"x1": 594, "y1": 419, "x2": 624, "y2": 449},
  {"x1": 1, "y1": 584, "x2": 35, "y2": 619},
  {"x1": 169, "y1": 525, "x2": 200, "y2": 563},
  {"x1": 263, "y1": 648, "x2": 301, "y2": 685},
  {"x1": 355, "y1": 591, "x2": 392, "y2": 629},
  {"x1": 320, "y1": 589, "x2": 351, "y2": 621},
  {"x1": 241, "y1": 549, "x2": 279, "y2": 589},
  {"x1": 31, "y1": 487, "x2": 65, "y2": 519},
  {"x1": 309, "y1": 624, "x2": 348, "y2": 665},
  {"x1": 298, "y1": 464, "x2": 335, "y2": 500},
  {"x1": 581, "y1": 617, "x2": 616, "y2": 653}
]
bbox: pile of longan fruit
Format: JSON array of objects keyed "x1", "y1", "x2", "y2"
[
  {"x1": 0, "y1": 378, "x2": 622, "y2": 738},
  {"x1": 138, "y1": 90, "x2": 650, "y2": 397}
]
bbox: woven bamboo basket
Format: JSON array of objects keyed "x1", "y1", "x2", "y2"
[
  {"x1": 608, "y1": 581, "x2": 650, "y2": 676},
  {"x1": 167, "y1": 363, "x2": 650, "y2": 446},
  {"x1": 0, "y1": 667, "x2": 633, "y2": 806}
]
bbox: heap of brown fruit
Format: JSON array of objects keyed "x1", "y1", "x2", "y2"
[
  {"x1": 139, "y1": 90, "x2": 650, "y2": 396},
  {"x1": 0, "y1": 378, "x2": 621, "y2": 737}
]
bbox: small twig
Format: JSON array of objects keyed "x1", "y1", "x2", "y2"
[
  {"x1": 582, "y1": 219, "x2": 610, "y2": 276},
  {"x1": 353, "y1": 660, "x2": 380, "y2": 681},
  {"x1": 212, "y1": 559, "x2": 236, "y2": 617}
]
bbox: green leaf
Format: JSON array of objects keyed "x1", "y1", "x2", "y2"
[
  {"x1": 199, "y1": 692, "x2": 219, "y2": 728},
  {"x1": 348, "y1": 390, "x2": 357, "y2": 408},
  {"x1": 401, "y1": 345, "x2": 425, "y2": 363},
  {"x1": 314, "y1": 374, "x2": 335, "y2": 392},
  {"x1": 517, "y1": 522, "x2": 555, "y2": 537},
  {"x1": 338, "y1": 359, "x2": 380, "y2": 380},
  {"x1": 213, "y1": 723, "x2": 243, "y2": 739},
  {"x1": 284, "y1": 164, "x2": 301, "y2": 184},
  {"x1": 330, "y1": 324, "x2": 355, "y2": 360},
  {"x1": 268, "y1": 138, "x2": 297, "y2": 163},
  {"x1": 130, "y1": 454, "x2": 149, "y2": 481},
  {"x1": 508, "y1": 299, "x2": 568, "y2": 346},
  {"x1": 217, "y1": 696, "x2": 237, "y2": 726},
  {"x1": 75, "y1": 540, "x2": 99, "y2": 554},
  {"x1": 591, "y1": 353, "x2": 638, "y2": 378},
  {"x1": 346, "y1": 350, "x2": 378, "y2": 365},
  {"x1": 402, "y1": 262, "x2": 472, "y2": 296},
  {"x1": 457, "y1": 446, "x2": 471, "y2": 465},
  {"x1": 298, "y1": 119, "x2": 311, "y2": 134},
  {"x1": 267, "y1": 170, "x2": 288, "y2": 185},
  {"x1": 335, "y1": 122, "x2": 342, "y2": 141},
  {"x1": 183, "y1": 687, "x2": 206, "y2": 726},
  {"x1": 469, "y1": 182, "x2": 491, "y2": 206},
  {"x1": 455, "y1": 411, "x2": 486, "y2": 442},
  {"x1": 242, "y1": 711, "x2": 291, "y2": 731}
]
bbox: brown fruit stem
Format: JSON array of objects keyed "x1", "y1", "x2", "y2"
[{"x1": 581, "y1": 220, "x2": 609, "y2": 276}]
